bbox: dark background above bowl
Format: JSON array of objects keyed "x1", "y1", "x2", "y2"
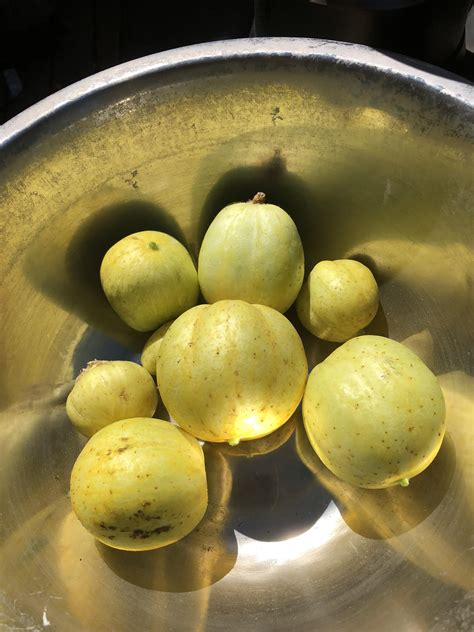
[{"x1": 0, "y1": 0, "x2": 473, "y2": 124}]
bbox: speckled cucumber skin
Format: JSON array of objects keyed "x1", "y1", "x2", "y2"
[
  {"x1": 70, "y1": 418, "x2": 208, "y2": 550},
  {"x1": 297, "y1": 259, "x2": 379, "y2": 342},
  {"x1": 302, "y1": 335, "x2": 446, "y2": 489},
  {"x1": 198, "y1": 198, "x2": 304, "y2": 313},
  {"x1": 156, "y1": 300, "x2": 308, "y2": 443},
  {"x1": 100, "y1": 231, "x2": 199, "y2": 332},
  {"x1": 66, "y1": 360, "x2": 158, "y2": 437}
]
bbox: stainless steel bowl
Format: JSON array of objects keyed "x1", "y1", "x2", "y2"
[{"x1": 0, "y1": 39, "x2": 473, "y2": 631}]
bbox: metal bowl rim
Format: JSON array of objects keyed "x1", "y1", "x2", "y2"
[{"x1": 1, "y1": 37, "x2": 473, "y2": 148}]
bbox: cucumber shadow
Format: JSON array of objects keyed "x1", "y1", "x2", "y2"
[
  {"x1": 295, "y1": 414, "x2": 456, "y2": 540},
  {"x1": 195, "y1": 150, "x2": 317, "y2": 270},
  {"x1": 24, "y1": 193, "x2": 186, "y2": 353}
]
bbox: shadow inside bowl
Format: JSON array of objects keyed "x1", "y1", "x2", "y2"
[
  {"x1": 195, "y1": 149, "x2": 316, "y2": 263},
  {"x1": 295, "y1": 415, "x2": 456, "y2": 540},
  {"x1": 227, "y1": 427, "x2": 333, "y2": 542},
  {"x1": 24, "y1": 193, "x2": 187, "y2": 352}
]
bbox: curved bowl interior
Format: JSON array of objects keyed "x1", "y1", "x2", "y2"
[{"x1": 0, "y1": 38, "x2": 473, "y2": 632}]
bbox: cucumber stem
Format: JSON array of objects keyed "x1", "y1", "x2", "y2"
[
  {"x1": 251, "y1": 192, "x2": 266, "y2": 204},
  {"x1": 398, "y1": 477, "x2": 410, "y2": 487}
]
